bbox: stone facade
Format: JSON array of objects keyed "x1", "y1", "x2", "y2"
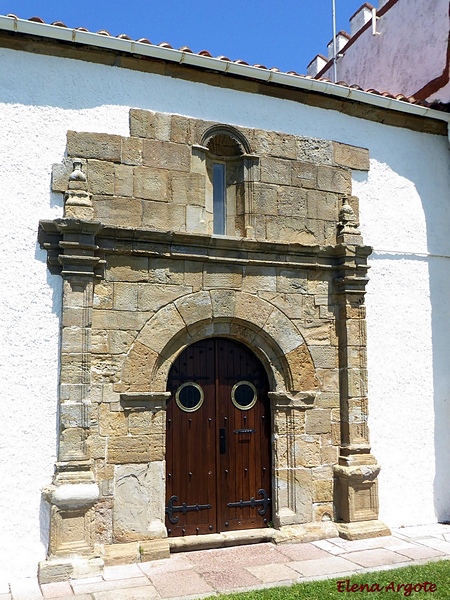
[{"x1": 38, "y1": 108, "x2": 389, "y2": 582}]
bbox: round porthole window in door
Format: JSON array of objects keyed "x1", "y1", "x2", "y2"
[
  {"x1": 175, "y1": 382, "x2": 204, "y2": 412},
  {"x1": 231, "y1": 381, "x2": 257, "y2": 410}
]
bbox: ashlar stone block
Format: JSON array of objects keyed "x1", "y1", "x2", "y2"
[
  {"x1": 317, "y1": 165, "x2": 352, "y2": 194},
  {"x1": 129, "y1": 108, "x2": 171, "y2": 140},
  {"x1": 108, "y1": 436, "x2": 153, "y2": 464},
  {"x1": 297, "y1": 137, "x2": 333, "y2": 165},
  {"x1": 264, "y1": 311, "x2": 304, "y2": 355},
  {"x1": 67, "y1": 131, "x2": 121, "y2": 163},
  {"x1": 128, "y1": 410, "x2": 165, "y2": 436},
  {"x1": 277, "y1": 186, "x2": 307, "y2": 217},
  {"x1": 121, "y1": 136, "x2": 143, "y2": 166},
  {"x1": 291, "y1": 162, "x2": 318, "y2": 188},
  {"x1": 170, "y1": 172, "x2": 206, "y2": 205},
  {"x1": 134, "y1": 166, "x2": 168, "y2": 201},
  {"x1": 276, "y1": 269, "x2": 307, "y2": 294},
  {"x1": 305, "y1": 409, "x2": 332, "y2": 435},
  {"x1": 93, "y1": 196, "x2": 143, "y2": 228},
  {"x1": 242, "y1": 266, "x2": 276, "y2": 293},
  {"x1": 294, "y1": 437, "x2": 321, "y2": 468},
  {"x1": 106, "y1": 256, "x2": 149, "y2": 283},
  {"x1": 143, "y1": 200, "x2": 186, "y2": 232},
  {"x1": 119, "y1": 341, "x2": 158, "y2": 390},
  {"x1": 114, "y1": 462, "x2": 166, "y2": 541},
  {"x1": 138, "y1": 303, "x2": 187, "y2": 354},
  {"x1": 260, "y1": 157, "x2": 291, "y2": 185},
  {"x1": 266, "y1": 216, "x2": 316, "y2": 245},
  {"x1": 203, "y1": 263, "x2": 243, "y2": 290},
  {"x1": 113, "y1": 282, "x2": 138, "y2": 311},
  {"x1": 234, "y1": 292, "x2": 273, "y2": 329},
  {"x1": 114, "y1": 164, "x2": 134, "y2": 197},
  {"x1": 87, "y1": 160, "x2": 115, "y2": 195},
  {"x1": 285, "y1": 344, "x2": 318, "y2": 392},
  {"x1": 333, "y1": 142, "x2": 370, "y2": 171},
  {"x1": 143, "y1": 140, "x2": 190, "y2": 172},
  {"x1": 307, "y1": 190, "x2": 339, "y2": 221},
  {"x1": 175, "y1": 291, "x2": 212, "y2": 326},
  {"x1": 253, "y1": 183, "x2": 278, "y2": 216}
]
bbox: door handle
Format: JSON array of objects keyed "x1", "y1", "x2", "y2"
[
  {"x1": 234, "y1": 429, "x2": 256, "y2": 434},
  {"x1": 219, "y1": 428, "x2": 226, "y2": 454}
]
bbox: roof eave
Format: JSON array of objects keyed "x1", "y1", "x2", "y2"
[{"x1": 1, "y1": 15, "x2": 449, "y2": 126}]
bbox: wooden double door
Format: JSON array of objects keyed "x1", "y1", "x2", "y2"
[{"x1": 165, "y1": 338, "x2": 271, "y2": 536}]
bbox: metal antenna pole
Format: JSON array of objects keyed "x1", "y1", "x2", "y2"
[{"x1": 332, "y1": 0, "x2": 337, "y2": 82}]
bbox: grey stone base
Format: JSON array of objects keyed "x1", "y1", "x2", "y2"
[
  {"x1": 38, "y1": 556, "x2": 104, "y2": 584},
  {"x1": 336, "y1": 519, "x2": 391, "y2": 540},
  {"x1": 170, "y1": 522, "x2": 340, "y2": 553},
  {"x1": 103, "y1": 539, "x2": 170, "y2": 565}
]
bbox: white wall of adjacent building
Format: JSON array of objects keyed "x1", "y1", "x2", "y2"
[
  {"x1": 1, "y1": 45, "x2": 449, "y2": 579},
  {"x1": 317, "y1": 0, "x2": 450, "y2": 102}
]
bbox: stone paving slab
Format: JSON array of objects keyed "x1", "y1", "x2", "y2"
[
  {"x1": 5, "y1": 524, "x2": 450, "y2": 599},
  {"x1": 342, "y1": 548, "x2": 411, "y2": 568},
  {"x1": 10, "y1": 578, "x2": 42, "y2": 600},
  {"x1": 276, "y1": 541, "x2": 333, "y2": 561},
  {"x1": 394, "y1": 545, "x2": 447, "y2": 560},
  {"x1": 148, "y1": 569, "x2": 213, "y2": 598},
  {"x1": 72, "y1": 577, "x2": 149, "y2": 595},
  {"x1": 245, "y1": 563, "x2": 301, "y2": 584},
  {"x1": 40, "y1": 581, "x2": 73, "y2": 598},
  {"x1": 289, "y1": 555, "x2": 360, "y2": 577},
  {"x1": 311, "y1": 539, "x2": 346, "y2": 555},
  {"x1": 138, "y1": 555, "x2": 194, "y2": 576},
  {"x1": 93, "y1": 585, "x2": 159, "y2": 599},
  {"x1": 200, "y1": 567, "x2": 260, "y2": 591},
  {"x1": 102, "y1": 564, "x2": 144, "y2": 581},
  {"x1": 414, "y1": 537, "x2": 450, "y2": 554}
]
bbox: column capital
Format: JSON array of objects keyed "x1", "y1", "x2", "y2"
[{"x1": 39, "y1": 218, "x2": 105, "y2": 278}]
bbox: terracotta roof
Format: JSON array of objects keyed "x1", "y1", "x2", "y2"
[{"x1": 3, "y1": 13, "x2": 449, "y2": 113}]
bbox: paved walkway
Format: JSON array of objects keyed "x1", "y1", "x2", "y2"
[{"x1": 2, "y1": 524, "x2": 450, "y2": 600}]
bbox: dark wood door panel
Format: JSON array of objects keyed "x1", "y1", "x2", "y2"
[{"x1": 166, "y1": 338, "x2": 271, "y2": 536}]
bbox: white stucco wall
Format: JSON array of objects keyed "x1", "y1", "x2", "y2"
[
  {"x1": 1, "y1": 45, "x2": 449, "y2": 578},
  {"x1": 321, "y1": 0, "x2": 450, "y2": 101}
]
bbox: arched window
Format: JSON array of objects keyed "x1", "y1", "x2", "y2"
[{"x1": 199, "y1": 126, "x2": 255, "y2": 237}]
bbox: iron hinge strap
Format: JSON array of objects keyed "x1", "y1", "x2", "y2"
[{"x1": 165, "y1": 495, "x2": 212, "y2": 524}]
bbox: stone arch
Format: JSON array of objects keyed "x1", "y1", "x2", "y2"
[
  {"x1": 200, "y1": 124, "x2": 252, "y2": 155},
  {"x1": 116, "y1": 290, "x2": 319, "y2": 395}
]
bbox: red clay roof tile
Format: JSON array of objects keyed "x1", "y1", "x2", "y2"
[{"x1": 2, "y1": 13, "x2": 447, "y2": 112}]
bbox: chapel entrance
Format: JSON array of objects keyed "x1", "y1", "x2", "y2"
[{"x1": 165, "y1": 338, "x2": 272, "y2": 536}]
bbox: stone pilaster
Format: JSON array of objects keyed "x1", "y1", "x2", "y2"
[
  {"x1": 38, "y1": 214, "x2": 105, "y2": 582},
  {"x1": 243, "y1": 154, "x2": 259, "y2": 239},
  {"x1": 333, "y1": 245, "x2": 390, "y2": 539}
]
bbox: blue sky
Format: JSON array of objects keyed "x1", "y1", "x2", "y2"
[{"x1": 0, "y1": 0, "x2": 368, "y2": 74}]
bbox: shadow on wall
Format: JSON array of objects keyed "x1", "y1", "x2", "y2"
[
  {"x1": 428, "y1": 256, "x2": 450, "y2": 522},
  {"x1": 365, "y1": 132, "x2": 450, "y2": 524},
  {"x1": 35, "y1": 241, "x2": 62, "y2": 549}
]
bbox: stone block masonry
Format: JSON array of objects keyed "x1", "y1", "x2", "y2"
[{"x1": 38, "y1": 107, "x2": 387, "y2": 582}]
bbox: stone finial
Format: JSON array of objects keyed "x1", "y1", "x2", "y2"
[
  {"x1": 339, "y1": 197, "x2": 360, "y2": 234},
  {"x1": 64, "y1": 160, "x2": 93, "y2": 219},
  {"x1": 69, "y1": 160, "x2": 87, "y2": 183},
  {"x1": 337, "y1": 197, "x2": 362, "y2": 245}
]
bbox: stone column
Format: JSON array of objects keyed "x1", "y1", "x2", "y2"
[
  {"x1": 39, "y1": 165, "x2": 106, "y2": 581},
  {"x1": 333, "y1": 245, "x2": 390, "y2": 540}
]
